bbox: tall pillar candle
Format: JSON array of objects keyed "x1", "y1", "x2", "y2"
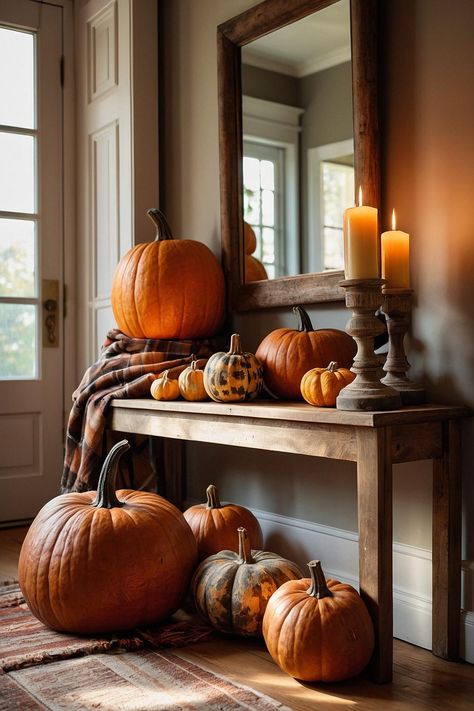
[
  {"x1": 381, "y1": 210, "x2": 410, "y2": 288},
  {"x1": 343, "y1": 188, "x2": 379, "y2": 279}
]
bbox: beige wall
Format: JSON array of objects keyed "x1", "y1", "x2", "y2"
[{"x1": 160, "y1": 0, "x2": 474, "y2": 609}]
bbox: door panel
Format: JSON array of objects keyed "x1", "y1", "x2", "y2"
[{"x1": 0, "y1": 0, "x2": 64, "y2": 522}]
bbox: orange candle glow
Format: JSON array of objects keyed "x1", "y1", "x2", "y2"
[
  {"x1": 381, "y1": 210, "x2": 410, "y2": 288},
  {"x1": 343, "y1": 187, "x2": 379, "y2": 279}
]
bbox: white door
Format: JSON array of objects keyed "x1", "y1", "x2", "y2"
[{"x1": 0, "y1": 0, "x2": 65, "y2": 522}]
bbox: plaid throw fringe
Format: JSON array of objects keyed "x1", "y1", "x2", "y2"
[{"x1": 61, "y1": 328, "x2": 217, "y2": 494}]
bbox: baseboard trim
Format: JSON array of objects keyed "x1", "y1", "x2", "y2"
[{"x1": 185, "y1": 499, "x2": 473, "y2": 663}]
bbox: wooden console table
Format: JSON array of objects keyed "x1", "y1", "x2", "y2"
[{"x1": 108, "y1": 399, "x2": 469, "y2": 683}]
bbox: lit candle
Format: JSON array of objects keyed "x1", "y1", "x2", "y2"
[
  {"x1": 343, "y1": 187, "x2": 379, "y2": 279},
  {"x1": 381, "y1": 210, "x2": 410, "y2": 288}
]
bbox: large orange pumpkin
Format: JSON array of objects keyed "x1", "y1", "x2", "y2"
[
  {"x1": 111, "y1": 208, "x2": 225, "y2": 339},
  {"x1": 183, "y1": 484, "x2": 263, "y2": 559},
  {"x1": 262, "y1": 560, "x2": 375, "y2": 682},
  {"x1": 18, "y1": 440, "x2": 198, "y2": 634},
  {"x1": 245, "y1": 254, "x2": 268, "y2": 282},
  {"x1": 255, "y1": 305, "x2": 356, "y2": 400}
]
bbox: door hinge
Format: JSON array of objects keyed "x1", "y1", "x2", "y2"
[
  {"x1": 63, "y1": 283, "x2": 67, "y2": 318},
  {"x1": 60, "y1": 55, "x2": 65, "y2": 87}
]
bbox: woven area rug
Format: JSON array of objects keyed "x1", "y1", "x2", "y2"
[
  {"x1": 2, "y1": 650, "x2": 291, "y2": 710},
  {"x1": 0, "y1": 582, "x2": 213, "y2": 673}
]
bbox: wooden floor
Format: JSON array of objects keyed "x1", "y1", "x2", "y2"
[{"x1": 2, "y1": 526, "x2": 473, "y2": 710}]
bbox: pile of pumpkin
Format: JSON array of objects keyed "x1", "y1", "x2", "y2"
[
  {"x1": 109, "y1": 207, "x2": 358, "y2": 407},
  {"x1": 18, "y1": 440, "x2": 374, "y2": 683}
]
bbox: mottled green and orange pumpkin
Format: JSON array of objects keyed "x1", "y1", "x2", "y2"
[
  {"x1": 18, "y1": 440, "x2": 198, "y2": 634},
  {"x1": 111, "y1": 208, "x2": 225, "y2": 339},
  {"x1": 262, "y1": 560, "x2": 375, "y2": 682},
  {"x1": 203, "y1": 333, "x2": 263, "y2": 402},
  {"x1": 184, "y1": 484, "x2": 263, "y2": 559},
  {"x1": 192, "y1": 527, "x2": 303, "y2": 636}
]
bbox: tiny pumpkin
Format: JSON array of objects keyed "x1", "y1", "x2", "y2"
[
  {"x1": 262, "y1": 560, "x2": 375, "y2": 682},
  {"x1": 255, "y1": 305, "x2": 356, "y2": 400},
  {"x1": 150, "y1": 370, "x2": 180, "y2": 400},
  {"x1": 184, "y1": 484, "x2": 263, "y2": 559},
  {"x1": 178, "y1": 357, "x2": 208, "y2": 401},
  {"x1": 192, "y1": 527, "x2": 303, "y2": 636},
  {"x1": 203, "y1": 333, "x2": 263, "y2": 402},
  {"x1": 18, "y1": 440, "x2": 198, "y2": 634},
  {"x1": 300, "y1": 361, "x2": 355, "y2": 407}
]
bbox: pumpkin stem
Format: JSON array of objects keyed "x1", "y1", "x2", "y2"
[
  {"x1": 293, "y1": 305, "x2": 314, "y2": 333},
  {"x1": 228, "y1": 333, "x2": 242, "y2": 355},
  {"x1": 237, "y1": 527, "x2": 253, "y2": 563},
  {"x1": 92, "y1": 439, "x2": 130, "y2": 509},
  {"x1": 147, "y1": 208, "x2": 174, "y2": 241},
  {"x1": 205, "y1": 484, "x2": 222, "y2": 509},
  {"x1": 306, "y1": 560, "x2": 332, "y2": 599},
  {"x1": 327, "y1": 361, "x2": 338, "y2": 372}
]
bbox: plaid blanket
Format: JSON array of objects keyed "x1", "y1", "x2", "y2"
[{"x1": 61, "y1": 329, "x2": 217, "y2": 494}]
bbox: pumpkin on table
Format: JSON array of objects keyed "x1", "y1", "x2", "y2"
[
  {"x1": 183, "y1": 484, "x2": 263, "y2": 559},
  {"x1": 262, "y1": 560, "x2": 374, "y2": 682},
  {"x1": 192, "y1": 527, "x2": 303, "y2": 637},
  {"x1": 111, "y1": 208, "x2": 225, "y2": 339},
  {"x1": 301, "y1": 361, "x2": 355, "y2": 407},
  {"x1": 150, "y1": 370, "x2": 180, "y2": 401},
  {"x1": 18, "y1": 439, "x2": 198, "y2": 634},
  {"x1": 203, "y1": 333, "x2": 263, "y2": 402},
  {"x1": 245, "y1": 254, "x2": 268, "y2": 282},
  {"x1": 244, "y1": 221, "x2": 257, "y2": 255},
  {"x1": 178, "y1": 356, "x2": 209, "y2": 401},
  {"x1": 255, "y1": 305, "x2": 356, "y2": 400}
]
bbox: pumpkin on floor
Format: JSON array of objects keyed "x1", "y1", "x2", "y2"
[
  {"x1": 18, "y1": 440, "x2": 198, "y2": 634},
  {"x1": 183, "y1": 484, "x2": 263, "y2": 559},
  {"x1": 262, "y1": 560, "x2": 374, "y2": 682},
  {"x1": 300, "y1": 361, "x2": 355, "y2": 407},
  {"x1": 203, "y1": 333, "x2": 263, "y2": 402},
  {"x1": 178, "y1": 357, "x2": 209, "y2": 401},
  {"x1": 192, "y1": 527, "x2": 303, "y2": 637},
  {"x1": 255, "y1": 305, "x2": 356, "y2": 400},
  {"x1": 111, "y1": 208, "x2": 225, "y2": 339}
]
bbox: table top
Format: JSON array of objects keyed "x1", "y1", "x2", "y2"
[{"x1": 110, "y1": 398, "x2": 470, "y2": 428}]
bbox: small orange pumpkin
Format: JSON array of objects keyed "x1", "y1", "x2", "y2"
[
  {"x1": 150, "y1": 370, "x2": 180, "y2": 400},
  {"x1": 256, "y1": 306, "x2": 356, "y2": 400},
  {"x1": 263, "y1": 560, "x2": 375, "y2": 682},
  {"x1": 245, "y1": 254, "x2": 268, "y2": 282},
  {"x1": 111, "y1": 208, "x2": 225, "y2": 339},
  {"x1": 178, "y1": 357, "x2": 208, "y2": 401},
  {"x1": 192, "y1": 527, "x2": 303, "y2": 636},
  {"x1": 244, "y1": 221, "x2": 257, "y2": 255},
  {"x1": 183, "y1": 484, "x2": 263, "y2": 559},
  {"x1": 301, "y1": 361, "x2": 355, "y2": 407}
]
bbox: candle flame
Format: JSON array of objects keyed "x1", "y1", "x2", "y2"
[
  {"x1": 358, "y1": 186, "x2": 363, "y2": 207},
  {"x1": 392, "y1": 209, "x2": 396, "y2": 230}
]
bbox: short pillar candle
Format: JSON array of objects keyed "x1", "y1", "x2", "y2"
[
  {"x1": 343, "y1": 187, "x2": 379, "y2": 279},
  {"x1": 381, "y1": 210, "x2": 410, "y2": 288}
]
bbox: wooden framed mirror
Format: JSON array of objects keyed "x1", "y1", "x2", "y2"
[{"x1": 217, "y1": 0, "x2": 380, "y2": 312}]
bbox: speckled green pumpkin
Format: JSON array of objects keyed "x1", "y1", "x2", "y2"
[
  {"x1": 203, "y1": 333, "x2": 263, "y2": 402},
  {"x1": 191, "y1": 527, "x2": 303, "y2": 637}
]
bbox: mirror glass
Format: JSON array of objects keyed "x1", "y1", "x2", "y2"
[{"x1": 241, "y1": 0, "x2": 354, "y2": 282}]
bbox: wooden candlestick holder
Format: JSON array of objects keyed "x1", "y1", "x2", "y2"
[
  {"x1": 336, "y1": 279, "x2": 402, "y2": 411},
  {"x1": 381, "y1": 287, "x2": 426, "y2": 405}
]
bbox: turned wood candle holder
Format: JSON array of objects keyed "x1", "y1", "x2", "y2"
[
  {"x1": 336, "y1": 279, "x2": 402, "y2": 411},
  {"x1": 381, "y1": 287, "x2": 426, "y2": 405}
]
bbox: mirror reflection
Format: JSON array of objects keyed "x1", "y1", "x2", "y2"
[{"x1": 241, "y1": 0, "x2": 354, "y2": 281}]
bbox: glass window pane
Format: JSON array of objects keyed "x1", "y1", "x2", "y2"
[
  {"x1": 323, "y1": 226, "x2": 344, "y2": 271},
  {"x1": 243, "y1": 157, "x2": 260, "y2": 191},
  {"x1": 0, "y1": 219, "x2": 36, "y2": 297},
  {"x1": 0, "y1": 27, "x2": 35, "y2": 129},
  {"x1": 0, "y1": 132, "x2": 35, "y2": 213},
  {"x1": 260, "y1": 160, "x2": 274, "y2": 190},
  {"x1": 261, "y1": 190, "x2": 274, "y2": 226},
  {"x1": 0, "y1": 303, "x2": 36, "y2": 379}
]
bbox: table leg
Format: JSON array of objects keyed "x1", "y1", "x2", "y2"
[
  {"x1": 356, "y1": 427, "x2": 393, "y2": 683},
  {"x1": 432, "y1": 419, "x2": 462, "y2": 659}
]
